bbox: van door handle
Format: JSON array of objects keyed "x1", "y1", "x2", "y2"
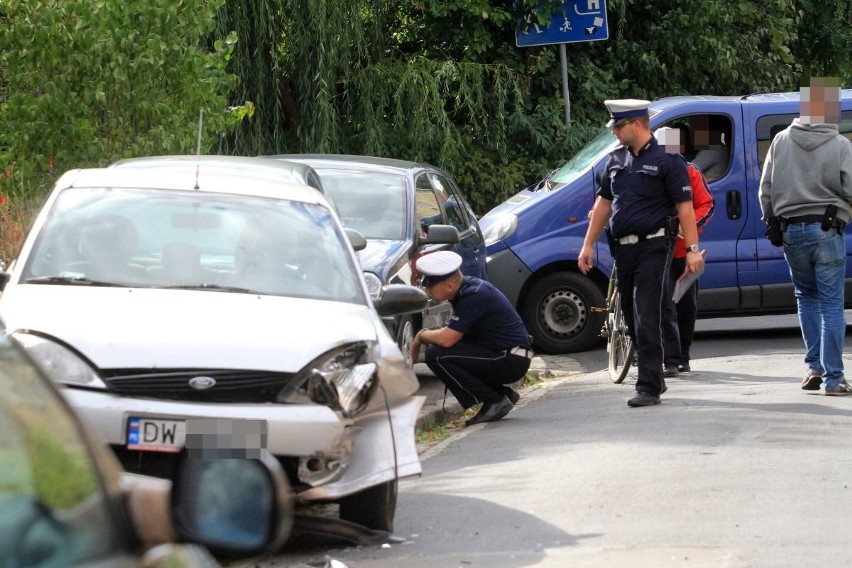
[{"x1": 726, "y1": 190, "x2": 742, "y2": 220}]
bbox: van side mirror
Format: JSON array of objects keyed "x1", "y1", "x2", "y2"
[{"x1": 418, "y1": 224, "x2": 459, "y2": 247}]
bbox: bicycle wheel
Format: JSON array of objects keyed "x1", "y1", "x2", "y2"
[{"x1": 607, "y1": 288, "x2": 635, "y2": 383}]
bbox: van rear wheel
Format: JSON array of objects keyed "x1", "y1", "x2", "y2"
[{"x1": 523, "y1": 272, "x2": 605, "y2": 354}]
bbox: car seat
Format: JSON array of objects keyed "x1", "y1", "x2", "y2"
[
  {"x1": 76, "y1": 214, "x2": 145, "y2": 281},
  {"x1": 147, "y1": 242, "x2": 204, "y2": 285},
  {"x1": 233, "y1": 214, "x2": 306, "y2": 293}
]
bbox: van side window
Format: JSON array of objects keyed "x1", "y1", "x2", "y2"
[
  {"x1": 658, "y1": 114, "x2": 733, "y2": 181},
  {"x1": 756, "y1": 114, "x2": 796, "y2": 166},
  {"x1": 842, "y1": 111, "x2": 852, "y2": 141},
  {"x1": 756, "y1": 111, "x2": 852, "y2": 168}
]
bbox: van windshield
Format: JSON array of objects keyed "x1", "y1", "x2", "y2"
[{"x1": 550, "y1": 128, "x2": 619, "y2": 186}]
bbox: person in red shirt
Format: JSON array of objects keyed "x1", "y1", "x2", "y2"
[{"x1": 657, "y1": 126, "x2": 715, "y2": 376}]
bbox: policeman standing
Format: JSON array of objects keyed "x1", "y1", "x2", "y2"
[
  {"x1": 411, "y1": 251, "x2": 533, "y2": 426},
  {"x1": 579, "y1": 100, "x2": 705, "y2": 407}
]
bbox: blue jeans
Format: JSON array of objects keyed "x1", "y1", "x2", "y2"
[{"x1": 782, "y1": 223, "x2": 847, "y2": 388}]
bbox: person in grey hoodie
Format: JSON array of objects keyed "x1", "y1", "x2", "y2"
[{"x1": 759, "y1": 77, "x2": 852, "y2": 396}]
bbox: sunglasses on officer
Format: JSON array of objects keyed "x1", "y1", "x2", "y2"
[{"x1": 612, "y1": 118, "x2": 637, "y2": 130}]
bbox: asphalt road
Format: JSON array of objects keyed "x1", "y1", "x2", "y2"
[{"x1": 252, "y1": 314, "x2": 852, "y2": 567}]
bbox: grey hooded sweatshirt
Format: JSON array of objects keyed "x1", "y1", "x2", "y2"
[{"x1": 759, "y1": 118, "x2": 852, "y2": 222}]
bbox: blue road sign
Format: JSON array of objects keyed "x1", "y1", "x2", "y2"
[{"x1": 516, "y1": 0, "x2": 609, "y2": 47}]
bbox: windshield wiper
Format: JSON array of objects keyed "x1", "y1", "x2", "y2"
[
  {"x1": 532, "y1": 168, "x2": 558, "y2": 192},
  {"x1": 161, "y1": 283, "x2": 259, "y2": 294},
  {"x1": 24, "y1": 275, "x2": 121, "y2": 287}
]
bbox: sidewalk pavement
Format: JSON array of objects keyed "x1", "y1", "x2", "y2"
[{"x1": 413, "y1": 354, "x2": 585, "y2": 430}]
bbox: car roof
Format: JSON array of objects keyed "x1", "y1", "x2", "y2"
[
  {"x1": 111, "y1": 154, "x2": 321, "y2": 182},
  {"x1": 741, "y1": 88, "x2": 852, "y2": 104},
  {"x1": 650, "y1": 89, "x2": 852, "y2": 113},
  {"x1": 265, "y1": 154, "x2": 443, "y2": 175},
  {"x1": 54, "y1": 167, "x2": 330, "y2": 205}
]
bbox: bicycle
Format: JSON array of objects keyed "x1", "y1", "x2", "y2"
[{"x1": 592, "y1": 263, "x2": 635, "y2": 383}]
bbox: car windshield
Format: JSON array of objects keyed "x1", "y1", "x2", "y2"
[
  {"x1": 21, "y1": 187, "x2": 367, "y2": 304},
  {"x1": 314, "y1": 170, "x2": 407, "y2": 240},
  {"x1": 549, "y1": 127, "x2": 619, "y2": 187}
]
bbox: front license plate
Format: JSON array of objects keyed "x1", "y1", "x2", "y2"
[{"x1": 127, "y1": 417, "x2": 185, "y2": 453}]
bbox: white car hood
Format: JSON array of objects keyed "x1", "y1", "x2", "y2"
[{"x1": 0, "y1": 286, "x2": 379, "y2": 371}]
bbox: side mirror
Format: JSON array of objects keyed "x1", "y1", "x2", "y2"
[
  {"x1": 418, "y1": 224, "x2": 459, "y2": 247},
  {"x1": 0, "y1": 272, "x2": 9, "y2": 292},
  {"x1": 169, "y1": 450, "x2": 293, "y2": 554},
  {"x1": 373, "y1": 284, "x2": 429, "y2": 317},
  {"x1": 345, "y1": 228, "x2": 368, "y2": 252}
]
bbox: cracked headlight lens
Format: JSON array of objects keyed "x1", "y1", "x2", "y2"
[
  {"x1": 285, "y1": 343, "x2": 378, "y2": 417},
  {"x1": 12, "y1": 333, "x2": 106, "y2": 388}
]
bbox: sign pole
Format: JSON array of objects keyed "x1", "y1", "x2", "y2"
[{"x1": 559, "y1": 43, "x2": 570, "y2": 126}]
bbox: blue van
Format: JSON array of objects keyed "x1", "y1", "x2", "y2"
[{"x1": 479, "y1": 90, "x2": 852, "y2": 353}]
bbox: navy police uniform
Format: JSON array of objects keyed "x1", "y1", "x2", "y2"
[
  {"x1": 421, "y1": 270, "x2": 532, "y2": 410},
  {"x1": 600, "y1": 136, "x2": 692, "y2": 395}
]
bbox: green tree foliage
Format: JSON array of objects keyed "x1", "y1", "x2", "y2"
[
  {"x1": 215, "y1": 0, "x2": 583, "y2": 211},
  {"x1": 516, "y1": 0, "x2": 803, "y2": 118},
  {"x1": 1, "y1": 0, "x2": 846, "y2": 217},
  {"x1": 792, "y1": 0, "x2": 852, "y2": 83},
  {"x1": 210, "y1": 0, "x2": 286, "y2": 155},
  {"x1": 603, "y1": 0, "x2": 800, "y2": 96},
  {"x1": 0, "y1": 0, "x2": 238, "y2": 200},
  {"x1": 216, "y1": 0, "x2": 830, "y2": 213}
]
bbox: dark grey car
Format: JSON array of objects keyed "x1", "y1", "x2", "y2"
[{"x1": 267, "y1": 154, "x2": 489, "y2": 366}]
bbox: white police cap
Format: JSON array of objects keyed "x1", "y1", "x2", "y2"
[
  {"x1": 416, "y1": 250, "x2": 462, "y2": 286},
  {"x1": 605, "y1": 99, "x2": 651, "y2": 128}
]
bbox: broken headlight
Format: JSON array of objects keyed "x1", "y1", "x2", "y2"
[{"x1": 283, "y1": 342, "x2": 378, "y2": 417}]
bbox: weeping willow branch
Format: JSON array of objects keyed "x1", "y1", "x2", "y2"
[{"x1": 347, "y1": 58, "x2": 526, "y2": 165}]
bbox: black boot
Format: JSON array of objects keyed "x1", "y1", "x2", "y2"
[{"x1": 465, "y1": 396, "x2": 513, "y2": 427}]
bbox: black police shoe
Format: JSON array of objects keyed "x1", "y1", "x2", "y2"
[
  {"x1": 465, "y1": 396, "x2": 513, "y2": 427},
  {"x1": 502, "y1": 386, "x2": 520, "y2": 405},
  {"x1": 663, "y1": 364, "x2": 679, "y2": 378},
  {"x1": 627, "y1": 392, "x2": 661, "y2": 407}
]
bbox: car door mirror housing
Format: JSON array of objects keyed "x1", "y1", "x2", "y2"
[
  {"x1": 345, "y1": 227, "x2": 368, "y2": 251},
  {"x1": 169, "y1": 450, "x2": 294, "y2": 554},
  {"x1": 419, "y1": 224, "x2": 460, "y2": 246},
  {"x1": 374, "y1": 284, "x2": 429, "y2": 317}
]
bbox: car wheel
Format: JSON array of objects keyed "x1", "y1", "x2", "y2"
[
  {"x1": 522, "y1": 272, "x2": 605, "y2": 354},
  {"x1": 395, "y1": 316, "x2": 415, "y2": 368},
  {"x1": 338, "y1": 478, "x2": 398, "y2": 532}
]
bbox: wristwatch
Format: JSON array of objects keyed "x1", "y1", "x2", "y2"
[{"x1": 686, "y1": 244, "x2": 700, "y2": 253}]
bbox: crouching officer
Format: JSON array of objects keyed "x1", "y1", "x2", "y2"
[
  {"x1": 579, "y1": 99, "x2": 704, "y2": 407},
  {"x1": 411, "y1": 251, "x2": 533, "y2": 426}
]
